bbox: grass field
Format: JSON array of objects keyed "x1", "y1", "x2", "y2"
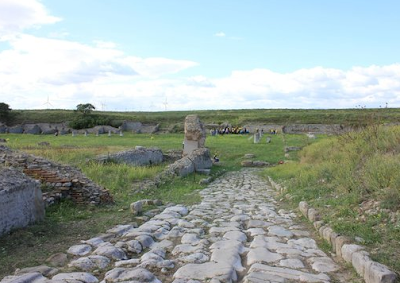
[
  {"x1": 0, "y1": 131, "x2": 312, "y2": 277},
  {"x1": 1, "y1": 118, "x2": 399, "y2": 277},
  {"x1": 263, "y1": 125, "x2": 400, "y2": 274},
  {"x1": 6, "y1": 108, "x2": 400, "y2": 128}
]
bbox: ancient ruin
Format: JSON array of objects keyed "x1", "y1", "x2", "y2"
[
  {"x1": 0, "y1": 167, "x2": 45, "y2": 236},
  {"x1": 166, "y1": 148, "x2": 213, "y2": 177},
  {"x1": 96, "y1": 146, "x2": 163, "y2": 166},
  {"x1": 0, "y1": 146, "x2": 113, "y2": 207},
  {"x1": 183, "y1": 115, "x2": 206, "y2": 156}
]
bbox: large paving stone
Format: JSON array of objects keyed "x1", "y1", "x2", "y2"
[
  {"x1": 249, "y1": 263, "x2": 330, "y2": 282},
  {"x1": 52, "y1": 272, "x2": 99, "y2": 283},
  {"x1": 67, "y1": 244, "x2": 92, "y2": 256},
  {"x1": 247, "y1": 247, "x2": 283, "y2": 265},
  {"x1": 103, "y1": 267, "x2": 161, "y2": 283},
  {"x1": 173, "y1": 262, "x2": 237, "y2": 282}
]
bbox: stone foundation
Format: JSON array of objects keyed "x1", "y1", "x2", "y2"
[
  {"x1": 166, "y1": 148, "x2": 212, "y2": 177},
  {"x1": 0, "y1": 167, "x2": 45, "y2": 236},
  {"x1": 96, "y1": 147, "x2": 163, "y2": 166},
  {"x1": 0, "y1": 146, "x2": 113, "y2": 207}
]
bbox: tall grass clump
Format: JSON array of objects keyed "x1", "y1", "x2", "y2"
[
  {"x1": 83, "y1": 162, "x2": 164, "y2": 205},
  {"x1": 263, "y1": 124, "x2": 400, "y2": 273}
]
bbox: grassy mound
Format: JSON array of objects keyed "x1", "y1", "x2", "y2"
[{"x1": 264, "y1": 125, "x2": 400, "y2": 274}]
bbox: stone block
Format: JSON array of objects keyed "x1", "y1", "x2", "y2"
[
  {"x1": 307, "y1": 208, "x2": 320, "y2": 222},
  {"x1": 334, "y1": 235, "x2": 351, "y2": 258},
  {"x1": 365, "y1": 261, "x2": 398, "y2": 283},
  {"x1": 341, "y1": 244, "x2": 364, "y2": 263},
  {"x1": 313, "y1": 220, "x2": 324, "y2": 231},
  {"x1": 352, "y1": 250, "x2": 371, "y2": 278},
  {"x1": 183, "y1": 115, "x2": 206, "y2": 156},
  {"x1": 322, "y1": 226, "x2": 334, "y2": 245},
  {"x1": 183, "y1": 139, "x2": 199, "y2": 156},
  {"x1": 298, "y1": 201, "x2": 309, "y2": 217},
  {"x1": 318, "y1": 225, "x2": 326, "y2": 238},
  {"x1": 0, "y1": 168, "x2": 44, "y2": 236},
  {"x1": 130, "y1": 201, "x2": 143, "y2": 215},
  {"x1": 330, "y1": 231, "x2": 339, "y2": 253}
]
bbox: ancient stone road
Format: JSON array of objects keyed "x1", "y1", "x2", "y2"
[{"x1": 2, "y1": 169, "x2": 358, "y2": 283}]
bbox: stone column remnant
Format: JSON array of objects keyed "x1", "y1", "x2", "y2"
[{"x1": 183, "y1": 115, "x2": 206, "y2": 156}]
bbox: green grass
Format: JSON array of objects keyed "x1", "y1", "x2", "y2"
[
  {"x1": 0, "y1": 130, "x2": 313, "y2": 280},
  {"x1": 7, "y1": 108, "x2": 400, "y2": 128},
  {"x1": 262, "y1": 125, "x2": 400, "y2": 274}
]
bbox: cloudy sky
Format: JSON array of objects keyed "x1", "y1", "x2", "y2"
[{"x1": 1, "y1": 0, "x2": 400, "y2": 111}]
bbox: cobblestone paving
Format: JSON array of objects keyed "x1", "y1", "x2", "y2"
[{"x1": 2, "y1": 169, "x2": 359, "y2": 283}]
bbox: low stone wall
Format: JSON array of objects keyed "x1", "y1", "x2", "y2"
[
  {"x1": 268, "y1": 177, "x2": 398, "y2": 283},
  {"x1": 0, "y1": 167, "x2": 45, "y2": 236},
  {"x1": 165, "y1": 148, "x2": 212, "y2": 177},
  {"x1": 96, "y1": 147, "x2": 163, "y2": 166},
  {"x1": 0, "y1": 121, "x2": 160, "y2": 135},
  {"x1": 0, "y1": 146, "x2": 113, "y2": 206},
  {"x1": 282, "y1": 124, "x2": 348, "y2": 134}
]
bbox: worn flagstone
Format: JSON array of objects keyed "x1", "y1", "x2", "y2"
[{"x1": 1, "y1": 169, "x2": 362, "y2": 283}]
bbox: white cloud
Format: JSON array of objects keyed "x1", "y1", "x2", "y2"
[
  {"x1": 0, "y1": 0, "x2": 399, "y2": 111},
  {"x1": 0, "y1": 33, "x2": 198, "y2": 110},
  {"x1": 214, "y1": 32, "x2": 226, "y2": 37},
  {"x1": 1, "y1": 34, "x2": 399, "y2": 111},
  {"x1": 0, "y1": 0, "x2": 61, "y2": 34}
]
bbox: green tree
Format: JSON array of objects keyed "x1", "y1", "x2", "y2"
[
  {"x1": 76, "y1": 103, "x2": 95, "y2": 115},
  {"x1": 0, "y1": 103, "x2": 11, "y2": 122}
]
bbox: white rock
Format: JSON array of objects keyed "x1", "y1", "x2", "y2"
[
  {"x1": 164, "y1": 205, "x2": 189, "y2": 216},
  {"x1": 93, "y1": 243, "x2": 127, "y2": 260},
  {"x1": 126, "y1": 240, "x2": 142, "y2": 254},
  {"x1": 288, "y1": 238, "x2": 318, "y2": 250},
  {"x1": 247, "y1": 247, "x2": 283, "y2": 265},
  {"x1": 173, "y1": 262, "x2": 237, "y2": 282},
  {"x1": 279, "y1": 258, "x2": 305, "y2": 269},
  {"x1": 1, "y1": 273, "x2": 49, "y2": 283},
  {"x1": 52, "y1": 272, "x2": 99, "y2": 283},
  {"x1": 341, "y1": 244, "x2": 364, "y2": 263},
  {"x1": 107, "y1": 224, "x2": 135, "y2": 236},
  {"x1": 135, "y1": 235, "x2": 154, "y2": 248},
  {"x1": 179, "y1": 252, "x2": 209, "y2": 264},
  {"x1": 181, "y1": 233, "x2": 201, "y2": 245},
  {"x1": 67, "y1": 244, "x2": 92, "y2": 256},
  {"x1": 223, "y1": 231, "x2": 247, "y2": 242},
  {"x1": 268, "y1": 226, "x2": 294, "y2": 238},
  {"x1": 103, "y1": 267, "x2": 161, "y2": 283},
  {"x1": 308, "y1": 257, "x2": 339, "y2": 273}
]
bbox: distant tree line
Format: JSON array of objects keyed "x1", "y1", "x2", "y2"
[{"x1": 69, "y1": 103, "x2": 114, "y2": 129}]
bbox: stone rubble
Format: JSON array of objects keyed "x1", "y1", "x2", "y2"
[{"x1": 2, "y1": 169, "x2": 363, "y2": 283}]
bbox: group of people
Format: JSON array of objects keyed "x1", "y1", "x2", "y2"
[{"x1": 210, "y1": 126, "x2": 249, "y2": 136}]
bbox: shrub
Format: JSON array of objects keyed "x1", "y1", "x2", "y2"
[{"x1": 68, "y1": 114, "x2": 112, "y2": 129}]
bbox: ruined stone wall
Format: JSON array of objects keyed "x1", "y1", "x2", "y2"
[
  {"x1": 0, "y1": 167, "x2": 45, "y2": 236},
  {"x1": 166, "y1": 148, "x2": 212, "y2": 177},
  {"x1": 0, "y1": 121, "x2": 159, "y2": 135},
  {"x1": 96, "y1": 147, "x2": 163, "y2": 166},
  {"x1": 282, "y1": 124, "x2": 348, "y2": 134},
  {"x1": 0, "y1": 146, "x2": 113, "y2": 206}
]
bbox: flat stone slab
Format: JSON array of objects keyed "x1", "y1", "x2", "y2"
[
  {"x1": 173, "y1": 262, "x2": 237, "y2": 282},
  {"x1": 68, "y1": 255, "x2": 110, "y2": 271},
  {"x1": 1, "y1": 273, "x2": 49, "y2": 283},
  {"x1": 249, "y1": 263, "x2": 330, "y2": 282},
  {"x1": 92, "y1": 243, "x2": 127, "y2": 260},
  {"x1": 52, "y1": 272, "x2": 99, "y2": 283},
  {"x1": 268, "y1": 226, "x2": 294, "y2": 238},
  {"x1": 247, "y1": 247, "x2": 283, "y2": 265},
  {"x1": 67, "y1": 244, "x2": 92, "y2": 256},
  {"x1": 103, "y1": 267, "x2": 161, "y2": 283}
]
